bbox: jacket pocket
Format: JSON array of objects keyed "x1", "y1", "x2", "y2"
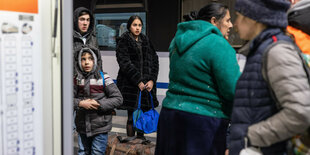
[{"x1": 91, "y1": 114, "x2": 111, "y2": 130}]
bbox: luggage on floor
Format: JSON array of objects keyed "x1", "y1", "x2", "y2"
[{"x1": 105, "y1": 134, "x2": 155, "y2": 155}]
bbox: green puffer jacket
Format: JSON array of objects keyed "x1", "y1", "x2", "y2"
[{"x1": 163, "y1": 20, "x2": 240, "y2": 119}]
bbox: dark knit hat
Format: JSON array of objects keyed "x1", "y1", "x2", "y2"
[{"x1": 235, "y1": 0, "x2": 291, "y2": 28}]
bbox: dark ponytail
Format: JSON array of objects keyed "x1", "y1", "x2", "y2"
[
  {"x1": 197, "y1": 3, "x2": 228, "y2": 23},
  {"x1": 183, "y1": 11, "x2": 198, "y2": 21}
]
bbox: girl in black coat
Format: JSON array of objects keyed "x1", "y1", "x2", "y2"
[{"x1": 116, "y1": 15, "x2": 159, "y2": 138}]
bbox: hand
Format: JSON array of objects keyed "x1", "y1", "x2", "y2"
[
  {"x1": 89, "y1": 99, "x2": 100, "y2": 109},
  {"x1": 138, "y1": 82, "x2": 145, "y2": 91},
  {"x1": 145, "y1": 81, "x2": 154, "y2": 92},
  {"x1": 79, "y1": 99, "x2": 100, "y2": 110},
  {"x1": 225, "y1": 149, "x2": 229, "y2": 155}
]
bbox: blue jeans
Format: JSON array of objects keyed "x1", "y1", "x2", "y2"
[{"x1": 78, "y1": 133, "x2": 108, "y2": 155}]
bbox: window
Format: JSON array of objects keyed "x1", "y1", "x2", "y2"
[{"x1": 94, "y1": 12, "x2": 146, "y2": 50}]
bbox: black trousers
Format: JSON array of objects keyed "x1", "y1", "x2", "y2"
[{"x1": 127, "y1": 109, "x2": 144, "y2": 137}]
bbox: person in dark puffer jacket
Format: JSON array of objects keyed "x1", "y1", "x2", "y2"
[
  {"x1": 230, "y1": 0, "x2": 310, "y2": 154},
  {"x1": 116, "y1": 15, "x2": 159, "y2": 139},
  {"x1": 286, "y1": 1, "x2": 310, "y2": 154},
  {"x1": 74, "y1": 45, "x2": 123, "y2": 155}
]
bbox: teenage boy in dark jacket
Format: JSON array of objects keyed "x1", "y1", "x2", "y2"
[
  {"x1": 74, "y1": 46, "x2": 123, "y2": 155},
  {"x1": 73, "y1": 7, "x2": 98, "y2": 49}
]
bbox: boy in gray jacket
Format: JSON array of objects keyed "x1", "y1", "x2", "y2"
[{"x1": 74, "y1": 46, "x2": 123, "y2": 155}]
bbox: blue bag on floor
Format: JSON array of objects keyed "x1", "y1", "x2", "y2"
[{"x1": 133, "y1": 91, "x2": 159, "y2": 134}]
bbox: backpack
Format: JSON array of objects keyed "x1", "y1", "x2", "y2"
[
  {"x1": 263, "y1": 35, "x2": 310, "y2": 154},
  {"x1": 99, "y1": 71, "x2": 105, "y2": 87}
]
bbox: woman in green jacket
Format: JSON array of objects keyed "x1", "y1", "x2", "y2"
[{"x1": 155, "y1": 3, "x2": 240, "y2": 155}]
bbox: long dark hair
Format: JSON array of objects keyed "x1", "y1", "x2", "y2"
[
  {"x1": 197, "y1": 3, "x2": 229, "y2": 22},
  {"x1": 126, "y1": 15, "x2": 143, "y2": 31}
]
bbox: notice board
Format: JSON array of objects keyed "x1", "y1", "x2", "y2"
[{"x1": 0, "y1": 0, "x2": 43, "y2": 154}]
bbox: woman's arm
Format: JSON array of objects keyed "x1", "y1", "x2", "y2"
[
  {"x1": 148, "y1": 40, "x2": 159, "y2": 83},
  {"x1": 211, "y1": 38, "x2": 241, "y2": 103},
  {"x1": 247, "y1": 43, "x2": 310, "y2": 147},
  {"x1": 116, "y1": 38, "x2": 143, "y2": 85}
]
